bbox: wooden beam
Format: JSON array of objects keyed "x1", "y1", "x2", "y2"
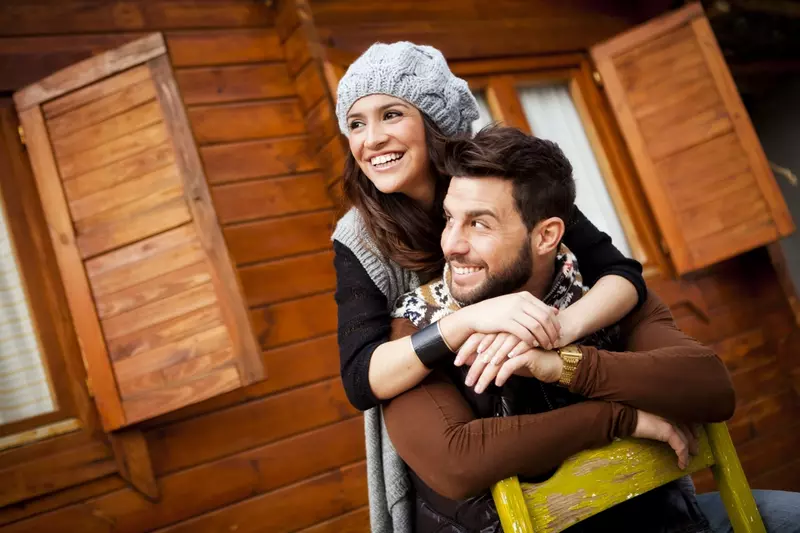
[{"x1": 110, "y1": 428, "x2": 159, "y2": 501}]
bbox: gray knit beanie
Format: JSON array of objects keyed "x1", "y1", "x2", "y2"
[{"x1": 336, "y1": 41, "x2": 479, "y2": 137}]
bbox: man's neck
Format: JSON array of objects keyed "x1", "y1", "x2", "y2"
[{"x1": 520, "y1": 251, "x2": 557, "y2": 300}]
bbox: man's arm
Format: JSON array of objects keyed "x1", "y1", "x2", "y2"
[
  {"x1": 568, "y1": 291, "x2": 736, "y2": 423},
  {"x1": 384, "y1": 319, "x2": 637, "y2": 501}
]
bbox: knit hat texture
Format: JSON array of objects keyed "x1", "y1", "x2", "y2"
[{"x1": 336, "y1": 41, "x2": 479, "y2": 137}]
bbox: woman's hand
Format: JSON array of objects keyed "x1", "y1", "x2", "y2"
[
  {"x1": 464, "y1": 346, "x2": 563, "y2": 394},
  {"x1": 454, "y1": 332, "x2": 532, "y2": 367},
  {"x1": 441, "y1": 292, "x2": 561, "y2": 352}
]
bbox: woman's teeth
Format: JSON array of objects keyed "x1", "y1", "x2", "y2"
[{"x1": 370, "y1": 153, "x2": 403, "y2": 167}]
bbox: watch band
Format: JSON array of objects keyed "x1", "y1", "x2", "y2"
[{"x1": 557, "y1": 344, "x2": 583, "y2": 387}]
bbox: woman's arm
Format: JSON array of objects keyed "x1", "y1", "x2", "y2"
[
  {"x1": 559, "y1": 207, "x2": 646, "y2": 346},
  {"x1": 333, "y1": 241, "x2": 431, "y2": 409}
]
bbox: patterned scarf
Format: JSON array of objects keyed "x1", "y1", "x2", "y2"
[
  {"x1": 394, "y1": 244, "x2": 589, "y2": 328},
  {"x1": 391, "y1": 244, "x2": 621, "y2": 417}
]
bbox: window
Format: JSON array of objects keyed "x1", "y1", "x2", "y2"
[
  {"x1": 0, "y1": 190, "x2": 55, "y2": 425},
  {"x1": 518, "y1": 84, "x2": 631, "y2": 257},
  {"x1": 460, "y1": 61, "x2": 652, "y2": 270}
]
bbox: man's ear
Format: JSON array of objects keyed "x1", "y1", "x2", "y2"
[{"x1": 531, "y1": 217, "x2": 566, "y2": 255}]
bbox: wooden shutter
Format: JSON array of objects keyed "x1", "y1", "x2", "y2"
[
  {"x1": 12, "y1": 34, "x2": 263, "y2": 431},
  {"x1": 590, "y1": 2, "x2": 794, "y2": 274}
]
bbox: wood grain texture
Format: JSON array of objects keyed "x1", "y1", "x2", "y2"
[
  {"x1": 14, "y1": 33, "x2": 166, "y2": 110},
  {"x1": 42, "y1": 63, "x2": 151, "y2": 119},
  {"x1": 15, "y1": 105, "x2": 126, "y2": 430},
  {"x1": 47, "y1": 77, "x2": 158, "y2": 140},
  {"x1": 187, "y1": 99, "x2": 306, "y2": 144},
  {"x1": 166, "y1": 29, "x2": 283, "y2": 67},
  {"x1": 158, "y1": 461, "x2": 367, "y2": 533},
  {"x1": 200, "y1": 135, "x2": 318, "y2": 184},
  {"x1": 175, "y1": 63, "x2": 295, "y2": 105},
  {"x1": 147, "y1": 378, "x2": 357, "y2": 475},
  {"x1": 110, "y1": 428, "x2": 159, "y2": 500},
  {"x1": 224, "y1": 210, "x2": 335, "y2": 265},
  {"x1": 149, "y1": 54, "x2": 264, "y2": 384},
  {"x1": 0, "y1": 1, "x2": 273, "y2": 36},
  {"x1": 212, "y1": 173, "x2": 333, "y2": 223},
  {"x1": 239, "y1": 250, "x2": 336, "y2": 307},
  {"x1": 249, "y1": 291, "x2": 338, "y2": 350},
  {"x1": 1, "y1": 418, "x2": 364, "y2": 533},
  {"x1": 520, "y1": 430, "x2": 715, "y2": 532},
  {"x1": 591, "y1": 5, "x2": 793, "y2": 274}
]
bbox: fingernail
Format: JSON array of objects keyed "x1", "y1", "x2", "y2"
[
  {"x1": 477, "y1": 346, "x2": 484, "y2": 354},
  {"x1": 482, "y1": 354, "x2": 491, "y2": 364},
  {"x1": 465, "y1": 378, "x2": 474, "y2": 387},
  {"x1": 474, "y1": 385, "x2": 484, "y2": 394},
  {"x1": 508, "y1": 351, "x2": 516, "y2": 358}
]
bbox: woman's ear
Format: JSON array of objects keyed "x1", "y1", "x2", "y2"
[{"x1": 531, "y1": 217, "x2": 566, "y2": 255}]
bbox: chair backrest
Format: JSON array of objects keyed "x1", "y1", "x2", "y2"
[{"x1": 491, "y1": 422, "x2": 766, "y2": 533}]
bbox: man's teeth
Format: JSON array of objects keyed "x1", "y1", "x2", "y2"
[
  {"x1": 453, "y1": 266, "x2": 482, "y2": 275},
  {"x1": 371, "y1": 153, "x2": 402, "y2": 165}
]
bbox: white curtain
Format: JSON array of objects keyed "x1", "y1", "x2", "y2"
[
  {"x1": 518, "y1": 85, "x2": 632, "y2": 257},
  {"x1": 471, "y1": 92, "x2": 495, "y2": 135},
  {"x1": 0, "y1": 191, "x2": 55, "y2": 425}
]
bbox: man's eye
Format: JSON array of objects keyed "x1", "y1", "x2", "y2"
[{"x1": 472, "y1": 220, "x2": 488, "y2": 229}]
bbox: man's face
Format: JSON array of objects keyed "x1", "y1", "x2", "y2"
[{"x1": 442, "y1": 177, "x2": 533, "y2": 305}]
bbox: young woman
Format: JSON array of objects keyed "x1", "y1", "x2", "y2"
[
  {"x1": 331, "y1": 41, "x2": 646, "y2": 533},
  {"x1": 333, "y1": 42, "x2": 646, "y2": 411}
]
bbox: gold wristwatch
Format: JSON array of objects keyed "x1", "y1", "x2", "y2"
[{"x1": 556, "y1": 345, "x2": 583, "y2": 387}]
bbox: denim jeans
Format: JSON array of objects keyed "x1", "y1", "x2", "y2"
[{"x1": 696, "y1": 490, "x2": 800, "y2": 533}]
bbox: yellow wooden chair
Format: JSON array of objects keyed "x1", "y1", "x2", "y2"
[{"x1": 492, "y1": 423, "x2": 766, "y2": 532}]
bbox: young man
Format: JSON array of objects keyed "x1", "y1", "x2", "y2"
[{"x1": 383, "y1": 126, "x2": 800, "y2": 532}]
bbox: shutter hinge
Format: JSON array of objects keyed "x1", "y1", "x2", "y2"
[
  {"x1": 592, "y1": 71, "x2": 603, "y2": 86},
  {"x1": 17, "y1": 125, "x2": 25, "y2": 146}
]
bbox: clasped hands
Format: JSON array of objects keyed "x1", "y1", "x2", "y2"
[{"x1": 450, "y1": 293, "x2": 699, "y2": 470}]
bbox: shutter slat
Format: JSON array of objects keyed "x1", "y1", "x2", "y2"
[
  {"x1": 591, "y1": 3, "x2": 794, "y2": 274},
  {"x1": 13, "y1": 34, "x2": 264, "y2": 430}
]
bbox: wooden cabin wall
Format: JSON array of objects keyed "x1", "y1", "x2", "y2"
[
  {"x1": 0, "y1": 1, "x2": 798, "y2": 532},
  {"x1": 309, "y1": 0, "x2": 656, "y2": 61},
  {"x1": 0, "y1": 2, "x2": 366, "y2": 532}
]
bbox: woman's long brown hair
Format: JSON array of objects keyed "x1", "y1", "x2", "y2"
[{"x1": 341, "y1": 114, "x2": 453, "y2": 274}]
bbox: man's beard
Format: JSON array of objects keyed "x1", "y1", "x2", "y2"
[{"x1": 448, "y1": 241, "x2": 533, "y2": 306}]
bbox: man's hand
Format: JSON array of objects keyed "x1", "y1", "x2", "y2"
[
  {"x1": 465, "y1": 346, "x2": 563, "y2": 394},
  {"x1": 632, "y1": 410, "x2": 699, "y2": 470}
]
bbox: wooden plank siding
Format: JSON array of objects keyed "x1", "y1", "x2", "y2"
[
  {"x1": 0, "y1": 1, "x2": 798, "y2": 532},
  {"x1": 0, "y1": 1, "x2": 359, "y2": 531}
]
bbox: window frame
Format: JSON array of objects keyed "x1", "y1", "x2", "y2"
[
  {"x1": 452, "y1": 55, "x2": 671, "y2": 278},
  {"x1": 0, "y1": 100, "x2": 98, "y2": 442}
]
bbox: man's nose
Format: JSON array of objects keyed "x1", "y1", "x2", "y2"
[
  {"x1": 365, "y1": 122, "x2": 389, "y2": 150},
  {"x1": 442, "y1": 226, "x2": 470, "y2": 258}
]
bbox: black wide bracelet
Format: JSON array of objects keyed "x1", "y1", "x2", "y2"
[{"x1": 411, "y1": 322, "x2": 455, "y2": 369}]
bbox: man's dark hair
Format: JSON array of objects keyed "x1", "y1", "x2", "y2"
[{"x1": 442, "y1": 126, "x2": 575, "y2": 231}]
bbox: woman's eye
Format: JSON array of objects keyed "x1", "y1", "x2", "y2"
[
  {"x1": 349, "y1": 120, "x2": 364, "y2": 130},
  {"x1": 384, "y1": 110, "x2": 402, "y2": 120}
]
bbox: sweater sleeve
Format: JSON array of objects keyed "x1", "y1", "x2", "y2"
[
  {"x1": 563, "y1": 206, "x2": 646, "y2": 308},
  {"x1": 569, "y1": 291, "x2": 736, "y2": 423},
  {"x1": 383, "y1": 368, "x2": 637, "y2": 501},
  {"x1": 333, "y1": 240, "x2": 390, "y2": 411}
]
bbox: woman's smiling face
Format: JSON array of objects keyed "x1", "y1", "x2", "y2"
[{"x1": 346, "y1": 94, "x2": 434, "y2": 207}]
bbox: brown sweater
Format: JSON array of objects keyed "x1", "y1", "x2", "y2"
[{"x1": 383, "y1": 291, "x2": 735, "y2": 500}]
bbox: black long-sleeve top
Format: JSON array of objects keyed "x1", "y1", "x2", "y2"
[{"x1": 333, "y1": 207, "x2": 646, "y2": 411}]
